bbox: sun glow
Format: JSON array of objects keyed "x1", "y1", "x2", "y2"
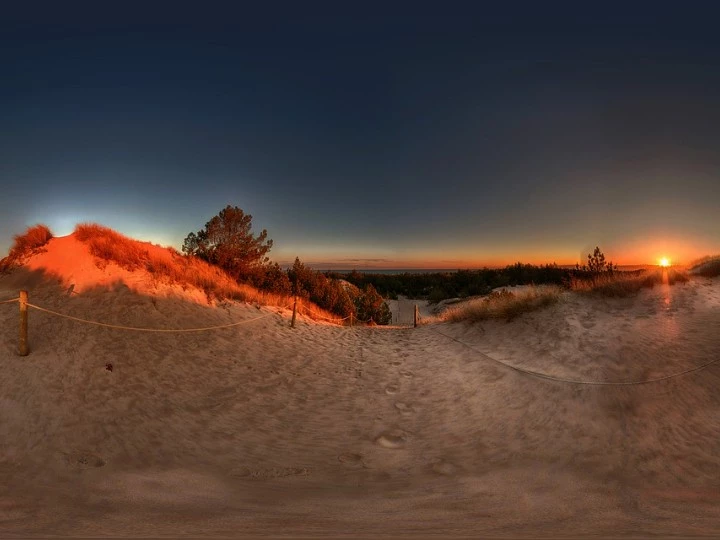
[{"x1": 659, "y1": 257, "x2": 670, "y2": 267}]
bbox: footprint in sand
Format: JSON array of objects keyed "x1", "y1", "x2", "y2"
[
  {"x1": 374, "y1": 431, "x2": 407, "y2": 449},
  {"x1": 338, "y1": 453, "x2": 365, "y2": 468},
  {"x1": 400, "y1": 370, "x2": 414, "y2": 379},
  {"x1": 64, "y1": 452, "x2": 105, "y2": 469},
  {"x1": 394, "y1": 402, "x2": 415, "y2": 415},
  {"x1": 230, "y1": 466, "x2": 310, "y2": 480},
  {"x1": 390, "y1": 360, "x2": 403, "y2": 366},
  {"x1": 431, "y1": 460, "x2": 458, "y2": 476},
  {"x1": 385, "y1": 384, "x2": 400, "y2": 395}
]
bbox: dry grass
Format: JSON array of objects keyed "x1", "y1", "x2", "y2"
[
  {"x1": 0, "y1": 224, "x2": 54, "y2": 272},
  {"x1": 73, "y1": 223, "x2": 337, "y2": 320},
  {"x1": 570, "y1": 269, "x2": 689, "y2": 297},
  {"x1": 689, "y1": 255, "x2": 720, "y2": 278},
  {"x1": 440, "y1": 285, "x2": 562, "y2": 323}
]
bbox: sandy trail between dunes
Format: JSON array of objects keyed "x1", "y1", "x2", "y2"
[{"x1": 1, "y1": 276, "x2": 720, "y2": 537}]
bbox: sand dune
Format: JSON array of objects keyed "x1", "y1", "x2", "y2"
[{"x1": 1, "y1": 256, "x2": 720, "y2": 536}]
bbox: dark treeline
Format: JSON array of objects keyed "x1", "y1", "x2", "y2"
[
  {"x1": 328, "y1": 263, "x2": 573, "y2": 303},
  {"x1": 329, "y1": 247, "x2": 628, "y2": 303}
]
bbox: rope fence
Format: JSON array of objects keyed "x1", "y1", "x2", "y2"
[
  {"x1": 313, "y1": 314, "x2": 353, "y2": 325},
  {"x1": 4, "y1": 289, "x2": 718, "y2": 386},
  {"x1": 4, "y1": 287, "x2": 398, "y2": 356},
  {"x1": 430, "y1": 327, "x2": 720, "y2": 386},
  {"x1": 25, "y1": 303, "x2": 271, "y2": 333}
]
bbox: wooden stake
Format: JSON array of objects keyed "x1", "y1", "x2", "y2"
[
  {"x1": 291, "y1": 295, "x2": 297, "y2": 328},
  {"x1": 414, "y1": 304, "x2": 419, "y2": 328},
  {"x1": 19, "y1": 290, "x2": 28, "y2": 356},
  {"x1": 350, "y1": 312, "x2": 354, "y2": 327}
]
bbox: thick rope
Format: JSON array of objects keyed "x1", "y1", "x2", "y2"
[
  {"x1": 26, "y1": 302, "x2": 270, "y2": 333},
  {"x1": 313, "y1": 314, "x2": 352, "y2": 324},
  {"x1": 430, "y1": 326, "x2": 720, "y2": 386},
  {"x1": 0, "y1": 297, "x2": 19, "y2": 305}
]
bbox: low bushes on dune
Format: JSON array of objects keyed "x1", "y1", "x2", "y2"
[
  {"x1": 76, "y1": 223, "x2": 264, "y2": 303},
  {"x1": 440, "y1": 285, "x2": 561, "y2": 322},
  {"x1": 72, "y1": 223, "x2": 337, "y2": 320},
  {"x1": 570, "y1": 268, "x2": 689, "y2": 297},
  {"x1": 0, "y1": 224, "x2": 54, "y2": 271},
  {"x1": 689, "y1": 256, "x2": 720, "y2": 278}
]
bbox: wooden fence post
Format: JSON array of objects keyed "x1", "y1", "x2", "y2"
[
  {"x1": 414, "y1": 304, "x2": 419, "y2": 328},
  {"x1": 349, "y1": 312, "x2": 354, "y2": 327},
  {"x1": 291, "y1": 295, "x2": 298, "y2": 328},
  {"x1": 19, "y1": 290, "x2": 28, "y2": 356}
]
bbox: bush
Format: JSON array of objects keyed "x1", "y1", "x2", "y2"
[
  {"x1": 440, "y1": 286, "x2": 561, "y2": 322},
  {"x1": 689, "y1": 256, "x2": 720, "y2": 277},
  {"x1": 252, "y1": 262, "x2": 293, "y2": 296},
  {"x1": 289, "y1": 258, "x2": 356, "y2": 318},
  {"x1": 10, "y1": 224, "x2": 53, "y2": 256},
  {"x1": 72, "y1": 223, "x2": 341, "y2": 321},
  {"x1": 569, "y1": 268, "x2": 688, "y2": 297},
  {"x1": 354, "y1": 284, "x2": 392, "y2": 325},
  {"x1": 0, "y1": 224, "x2": 54, "y2": 271}
]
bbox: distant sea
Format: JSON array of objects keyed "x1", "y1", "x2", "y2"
[
  {"x1": 318, "y1": 265, "x2": 654, "y2": 275},
  {"x1": 318, "y1": 269, "x2": 460, "y2": 275}
]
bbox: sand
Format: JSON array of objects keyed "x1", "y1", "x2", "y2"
[
  {"x1": 1, "y1": 250, "x2": 720, "y2": 537},
  {"x1": 387, "y1": 295, "x2": 432, "y2": 325}
]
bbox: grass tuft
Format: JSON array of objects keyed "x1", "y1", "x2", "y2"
[
  {"x1": 569, "y1": 269, "x2": 689, "y2": 297},
  {"x1": 0, "y1": 224, "x2": 54, "y2": 271},
  {"x1": 689, "y1": 256, "x2": 720, "y2": 278},
  {"x1": 440, "y1": 285, "x2": 561, "y2": 322},
  {"x1": 72, "y1": 223, "x2": 336, "y2": 319}
]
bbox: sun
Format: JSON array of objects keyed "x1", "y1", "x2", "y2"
[{"x1": 659, "y1": 257, "x2": 670, "y2": 267}]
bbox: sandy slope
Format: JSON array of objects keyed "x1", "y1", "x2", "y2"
[{"x1": 1, "y1": 267, "x2": 720, "y2": 537}]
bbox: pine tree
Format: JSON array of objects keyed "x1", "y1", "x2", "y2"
[{"x1": 182, "y1": 206, "x2": 273, "y2": 282}]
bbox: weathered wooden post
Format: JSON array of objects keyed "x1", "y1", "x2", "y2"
[
  {"x1": 414, "y1": 304, "x2": 419, "y2": 328},
  {"x1": 349, "y1": 312, "x2": 354, "y2": 327},
  {"x1": 19, "y1": 290, "x2": 28, "y2": 356},
  {"x1": 291, "y1": 295, "x2": 298, "y2": 328}
]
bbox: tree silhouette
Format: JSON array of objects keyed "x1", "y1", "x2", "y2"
[
  {"x1": 182, "y1": 206, "x2": 273, "y2": 282},
  {"x1": 586, "y1": 246, "x2": 616, "y2": 274}
]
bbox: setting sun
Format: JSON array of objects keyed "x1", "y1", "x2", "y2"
[{"x1": 659, "y1": 257, "x2": 671, "y2": 267}]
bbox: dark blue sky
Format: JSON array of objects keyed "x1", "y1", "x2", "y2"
[{"x1": 2, "y1": 3, "x2": 719, "y2": 267}]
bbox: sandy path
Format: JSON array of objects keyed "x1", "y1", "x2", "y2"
[
  {"x1": 387, "y1": 295, "x2": 432, "y2": 326},
  {"x1": 1, "y1": 277, "x2": 720, "y2": 536}
]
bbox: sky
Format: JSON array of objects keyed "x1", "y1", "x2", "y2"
[{"x1": 1, "y1": 2, "x2": 719, "y2": 268}]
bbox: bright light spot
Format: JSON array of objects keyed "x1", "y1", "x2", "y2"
[{"x1": 659, "y1": 257, "x2": 670, "y2": 267}]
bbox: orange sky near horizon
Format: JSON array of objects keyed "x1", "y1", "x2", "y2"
[{"x1": 272, "y1": 234, "x2": 720, "y2": 269}]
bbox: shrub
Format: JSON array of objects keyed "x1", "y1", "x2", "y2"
[
  {"x1": 440, "y1": 285, "x2": 561, "y2": 322},
  {"x1": 354, "y1": 284, "x2": 392, "y2": 325},
  {"x1": 72, "y1": 223, "x2": 339, "y2": 321},
  {"x1": 289, "y1": 257, "x2": 356, "y2": 318},
  {"x1": 569, "y1": 268, "x2": 689, "y2": 297},
  {"x1": 11, "y1": 224, "x2": 53, "y2": 256},
  {"x1": 689, "y1": 256, "x2": 720, "y2": 277},
  {"x1": 0, "y1": 224, "x2": 54, "y2": 271},
  {"x1": 253, "y1": 262, "x2": 293, "y2": 296}
]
